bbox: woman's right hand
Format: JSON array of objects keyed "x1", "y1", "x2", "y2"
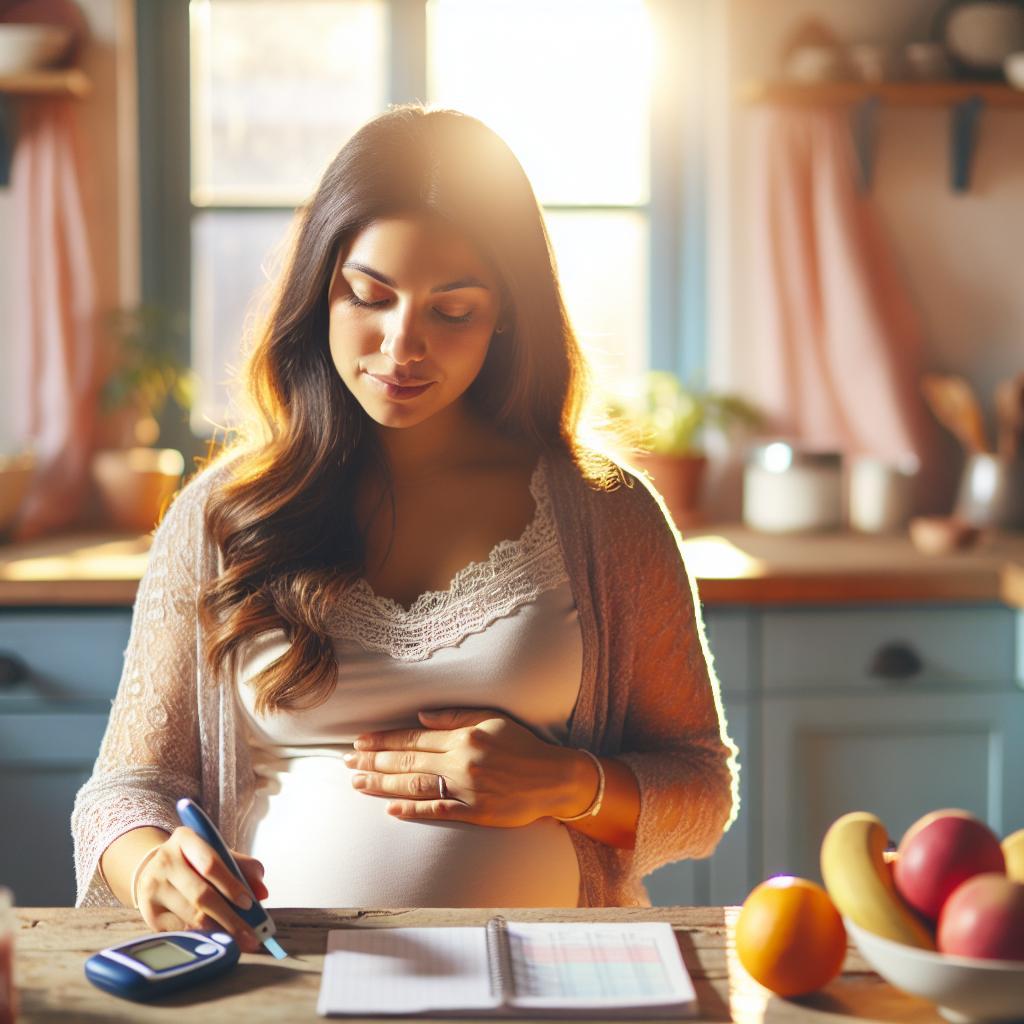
[{"x1": 134, "y1": 826, "x2": 270, "y2": 953}]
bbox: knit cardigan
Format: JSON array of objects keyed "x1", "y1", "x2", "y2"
[{"x1": 71, "y1": 445, "x2": 740, "y2": 908}]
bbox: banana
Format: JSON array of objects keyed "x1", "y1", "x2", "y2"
[
  {"x1": 820, "y1": 811, "x2": 936, "y2": 950},
  {"x1": 1002, "y1": 828, "x2": 1024, "y2": 883}
]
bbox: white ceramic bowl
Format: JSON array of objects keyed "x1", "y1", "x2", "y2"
[
  {"x1": 1005, "y1": 51, "x2": 1024, "y2": 91},
  {"x1": 846, "y1": 918, "x2": 1024, "y2": 1024},
  {"x1": 0, "y1": 24, "x2": 72, "y2": 75}
]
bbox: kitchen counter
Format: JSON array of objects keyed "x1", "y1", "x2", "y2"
[
  {"x1": 1, "y1": 526, "x2": 1023, "y2": 606},
  {"x1": 11, "y1": 905, "x2": 946, "y2": 1023}
]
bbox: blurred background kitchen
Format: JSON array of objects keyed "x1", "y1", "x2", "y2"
[{"x1": 0, "y1": 0, "x2": 1022, "y2": 909}]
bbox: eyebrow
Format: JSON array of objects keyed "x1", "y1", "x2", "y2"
[{"x1": 342, "y1": 262, "x2": 490, "y2": 293}]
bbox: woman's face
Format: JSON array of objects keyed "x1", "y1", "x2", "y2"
[{"x1": 328, "y1": 214, "x2": 503, "y2": 430}]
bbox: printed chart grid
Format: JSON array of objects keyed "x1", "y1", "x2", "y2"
[{"x1": 508, "y1": 926, "x2": 674, "y2": 999}]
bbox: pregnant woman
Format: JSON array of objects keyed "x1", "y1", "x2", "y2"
[{"x1": 71, "y1": 105, "x2": 738, "y2": 951}]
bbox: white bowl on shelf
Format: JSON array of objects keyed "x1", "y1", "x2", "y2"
[
  {"x1": 0, "y1": 24, "x2": 73, "y2": 75},
  {"x1": 846, "y1": 917, "x2": 1024, "y2": 1024},
  {"x1": 1005, "y1": 51, "x2": 1024, "y2": 90}
]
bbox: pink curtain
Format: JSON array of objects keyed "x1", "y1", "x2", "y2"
[
  {"x1": 10, "y1": 95, "x2": 103, "y2": 541},
  {"x1": 748, "y1": 106, "x2": 939, "y2": 479}
]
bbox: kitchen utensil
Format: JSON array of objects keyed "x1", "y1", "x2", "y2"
[
  {"x1": 921, "y1": 374, "x2": 991, "y2": 454},
  {"x1": 743, "y1": 442, "x2": 843, "y2": 533},
  {"x1": 954, "y1": 452, "x2": 1024, "y2": 528},
  {"x1": 994, "y1": 373, "x2": 1024, "y2": 459}
]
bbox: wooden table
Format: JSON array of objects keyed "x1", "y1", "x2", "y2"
[{"x1": 11, "y1": 906, "x2": 945, "y2": 1022}]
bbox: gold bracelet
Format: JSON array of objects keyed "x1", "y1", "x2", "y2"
[
  {"x1": 554, "y1": 748, "x2": 605, "y2": 822},
  {"x1": 130, "y1": 844, "x2": 163, "y2": 910}
]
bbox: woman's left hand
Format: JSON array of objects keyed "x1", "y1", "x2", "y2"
[{"x1": 344, "y1": 708, "x2": 587, "y2": 827}]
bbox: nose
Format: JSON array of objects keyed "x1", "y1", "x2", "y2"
[{"x1": 380, "y1": 303, "x2": 426, "y2": 364}]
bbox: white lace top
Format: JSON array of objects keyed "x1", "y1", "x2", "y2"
[{"x1": 232, "y1": 459, "x2": 584, "y2": 907}]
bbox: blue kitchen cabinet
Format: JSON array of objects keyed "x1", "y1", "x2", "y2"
[
  {"x1": 760, "y1": 690, "x2": 1024, "y2": 884},
  {"x1": 0, "y1": 714, "x2": 112, "y2": 906},
  {"x1": 0, "y1": 609, "x2": 131, "y2": 906}
]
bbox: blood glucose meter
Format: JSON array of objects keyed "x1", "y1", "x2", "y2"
[{"x1": 84, "y1": 930, "x2": 240, "y2": 1001}]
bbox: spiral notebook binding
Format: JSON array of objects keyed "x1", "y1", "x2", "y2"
[{"x1": 484, "y1": 915, "x2": 513, "y2": 1004}]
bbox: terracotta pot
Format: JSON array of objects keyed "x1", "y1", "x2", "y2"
[
  {"x1": 632, "y1": 451, "x2": 708, "y2": 530},
  {"x1": 91, "y1": 447, "x2": 185, "y2": 533},
  {"x1": 0, "y1": 452, "x2": 36, "y2": 536}
]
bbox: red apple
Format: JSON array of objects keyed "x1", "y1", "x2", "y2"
[
  {"x1": 938, "y1": 873, "x2": 1024, "y2": 962},
  {"x1": 894, "y1": 809, "x2": 1005, "y2": 922}
]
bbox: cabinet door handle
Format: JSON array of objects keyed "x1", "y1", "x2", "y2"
[
  {"x1": 0, "y1": 652, "x2": 32, "y2": 688},
  {"x1": 869, "y1": 642, "x2": 923, "y2": 682}
]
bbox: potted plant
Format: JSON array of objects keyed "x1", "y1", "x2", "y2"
[
  {"x1": 604, "y1": 371, "x2": 762, "y2": 528},
  {"x1": 92, "y1": 305, "x2": 199, "y2": 532}
]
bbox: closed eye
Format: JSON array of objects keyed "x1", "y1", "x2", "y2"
[
  {"x1": 344, "y1": 294, "x2": 388, "y2": 310},
  {"x1": 344, "y1": 293, "x2": 474, "y2": 324},
  {"x1": 434, "y1": 309, "x2": 473, "y2": 324}
]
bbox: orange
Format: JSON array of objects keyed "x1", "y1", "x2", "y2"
[{"x1": 735, "y1": 875, "x2": 847, "y2": 997}]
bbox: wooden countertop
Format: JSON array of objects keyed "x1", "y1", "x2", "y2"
[
  {"x1": 12, "y1": 906, "x2": 946, "y2": 1023},
  {"x1": 1, "y1": 527, "x2": 1023, "y2": 607}
]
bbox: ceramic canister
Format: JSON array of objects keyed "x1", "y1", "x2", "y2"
[{"x1": 743, "y1": 442, "x2": 844, "y2": 533}]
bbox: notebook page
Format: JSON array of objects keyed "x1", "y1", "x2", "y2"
[
  {"x1": 505, "y1": 921, "x2": 697, "y2": 1011},
  {"x1": 317, "y1": 926, "x2": 501, "y2": 1017}
]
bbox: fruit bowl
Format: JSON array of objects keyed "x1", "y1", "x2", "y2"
[{"x1": 846, "y1": 917, "x2": 1024, "y2": 1023}]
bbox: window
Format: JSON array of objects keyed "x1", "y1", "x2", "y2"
[{"x1": 141, "y1": 1, "x2": 705, "y2": 439}]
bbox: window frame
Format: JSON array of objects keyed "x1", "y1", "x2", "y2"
[{"x1": 136, "y1": 0, "x2": 707, "y2": 450}]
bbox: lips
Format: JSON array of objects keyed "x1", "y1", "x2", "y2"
[
  {"x1": 369, "y1": 373, "x2": 432, "y2": 387},
  {"x1": 366, "y1": 372, "x2": 436, "y2": 400}
]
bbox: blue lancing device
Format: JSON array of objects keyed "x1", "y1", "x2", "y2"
[{"x1": 176, "y1": 797, "x2": 289, "y2": 960}]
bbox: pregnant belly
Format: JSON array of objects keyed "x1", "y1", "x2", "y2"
[{"x1": 240, "y1": 753, "x2": 581, "y2": 908}]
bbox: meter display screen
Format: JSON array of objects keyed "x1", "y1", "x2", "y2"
[{"x1": 130, "y1": 939, "x2": 199, "y2": 971}]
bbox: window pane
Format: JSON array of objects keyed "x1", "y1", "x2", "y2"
[
  {"x1": 189, "y1": 0, "x2": 388, "y2": 205},
  {"x1": 544, "y1": 210, "x2": 648, "y2": 389},
  {"x1": 191, "y1": 209, "x2": 298, "y2": 430},
  {"x1": 427, "y1": 0, "x2": 652, "y2": 206}
]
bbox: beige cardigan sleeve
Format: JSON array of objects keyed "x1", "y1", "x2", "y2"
[
  {"x1": 606, "y1": 469, "x2": 739, "y2": 881},
  {"x1": 70, "y1": 470, "x2": 213, "y2": 906}
]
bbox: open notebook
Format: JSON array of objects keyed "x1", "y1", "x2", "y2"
[{"x1": 317, "y1": 917, "x2": 698, "y2": 1018}]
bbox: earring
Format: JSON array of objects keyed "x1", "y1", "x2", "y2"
[{"x1": 495, "y1": 323, "x2": 506, "y2": 335}]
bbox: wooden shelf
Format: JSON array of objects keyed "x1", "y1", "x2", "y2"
[
  {"x1": 740, "y1": 80, "x2": 1024, "y2": 107},
  {"x1": 740, "y1": 79, "x2": 1024, "y2": 193},
  {"x1": 0, "y1": 68, "x2": 91, "y2": 99}
]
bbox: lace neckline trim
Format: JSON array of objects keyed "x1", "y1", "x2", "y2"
[{"x1": 325, "y1": 452, "x2": 569, "y2": 660}]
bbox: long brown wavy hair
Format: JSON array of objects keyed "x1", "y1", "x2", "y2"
[{"x1": 194, "y1": 104, "x2": 621, "y2": 715}]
